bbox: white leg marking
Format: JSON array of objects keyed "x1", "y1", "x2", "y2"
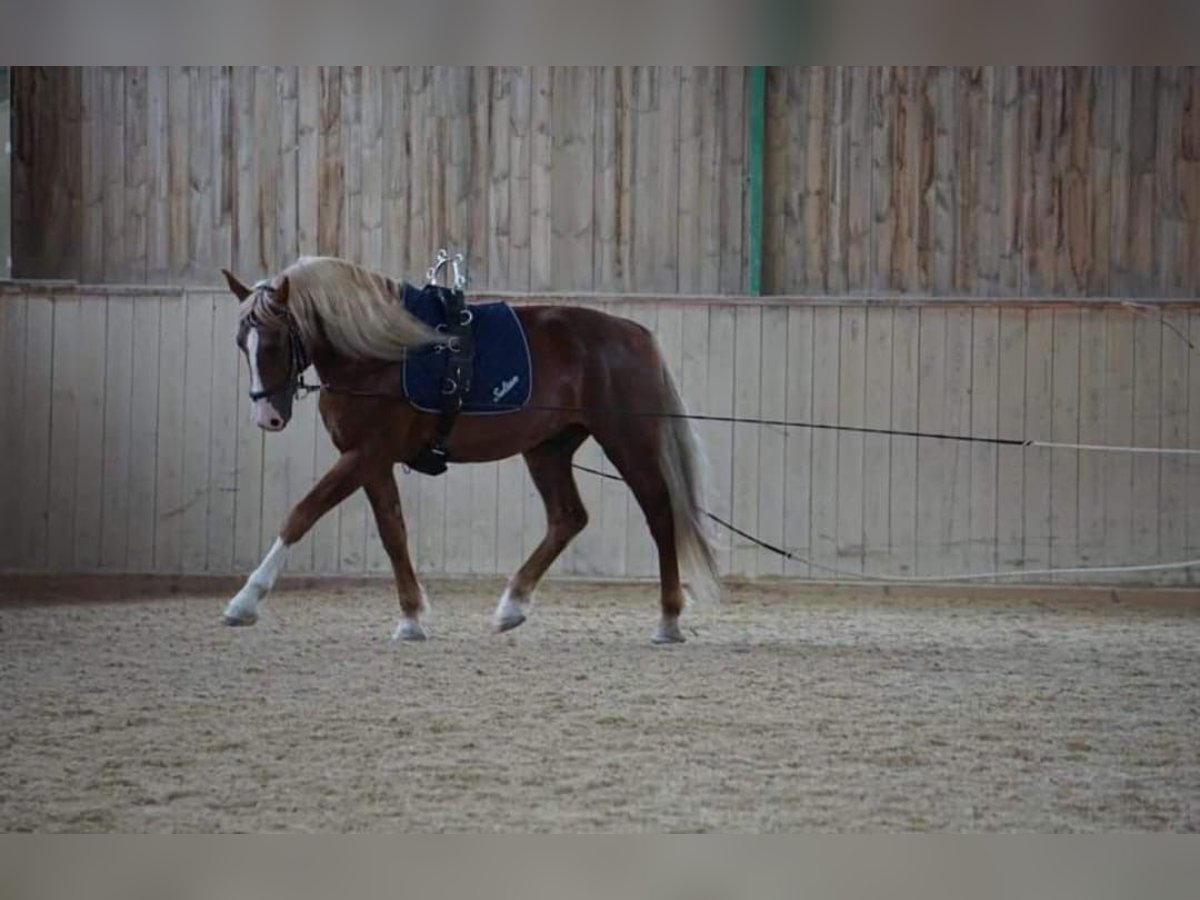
[
  {"x1": 493, "y1": 585, "x2": 531, "y2": 633},
  {"x1": 223, "y1": 538, "x2": 289, "y2": 626},
  {"x1": 391, "y1": 584, "x2": 430, "y2": 642},
  {"x1": 651, "y1": 616, "x2": 685, "y2": 645}
]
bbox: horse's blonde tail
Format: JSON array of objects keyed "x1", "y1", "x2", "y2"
[{"x1": 658, "y1": 362, "x2": 722, "y2": 609}]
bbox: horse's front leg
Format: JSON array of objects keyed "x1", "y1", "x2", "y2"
[
  {"x1": 363, "y1": 465, "x2": 429, "y2": 641},
  {"x1": 222, "y1": 449, "x2": 365, "y2": 626}
]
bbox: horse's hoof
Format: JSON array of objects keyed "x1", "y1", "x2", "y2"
[
  {"x1": 392, "y1": 619, "x2": 427, "y2": 642},
  {"x1": 494, "y1": 612, "x2": 527, "y2": 633},
  {"x1": 650, "y1": 621, "x2": 686, "y2": 645},
  {"x1": 222, "y1": 611, "x2": 258, "y2": 627}
]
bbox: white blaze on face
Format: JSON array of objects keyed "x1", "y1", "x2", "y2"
[{"x1": 246, "y1": 328, "x2": 285, "y2": 430}]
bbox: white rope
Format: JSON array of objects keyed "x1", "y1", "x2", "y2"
[{"x1": 1028, "y1": 440, "x2": 1200, "y2": 456}]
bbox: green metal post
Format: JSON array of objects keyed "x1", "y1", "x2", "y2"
[{"x1": 745, "y1": 66, "x2": 766, "y2": 296}]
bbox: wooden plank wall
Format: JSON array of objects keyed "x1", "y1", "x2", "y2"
[
  {"x1": 12, "y1": 67, "x2": 1200, "y2": 297},
  {"x1": 11, "y1": 66, "x2": 750, "y2": 293},
  {"x1": 3, "y1": 286, "x2": 1200, "y2": 586}
]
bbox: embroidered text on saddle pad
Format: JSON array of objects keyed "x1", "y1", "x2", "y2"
[{"x1": 400, "y1": 284, "x2": 533, "y2": 415}]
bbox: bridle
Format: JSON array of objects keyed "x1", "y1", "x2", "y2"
[{"x1": 244, "y1": 283, "x2": 316, "y2": 403}]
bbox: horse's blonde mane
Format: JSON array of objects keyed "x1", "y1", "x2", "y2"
[{"x1": 251, "y1": 256, "x2": 437, "y2": 361}]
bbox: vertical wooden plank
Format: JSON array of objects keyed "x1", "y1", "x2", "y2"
[
  {"x1": 1076, "y1": 308, "x2": 1107, "y2": 568},
  {"x1": 81, "y1": 71, "x2": 104, "y2": 282},
  {"x1": 591, "y1": 66, "x2": 632, "y2": 292},
  {"x1": 297, "y1": 66, "x2": 321, "y2": 258},
  {"x1": 719, "y1": 66, "x2": 746, "y2": 293},
  {"x1": 914, "y1": 306, "x2": 946, "y2": 576},
  {"x1": 696, "y1": 68, "x2": 723, "y2": 292},
  {"x1": 507, "y1": 67, "x2": 533, "y2": 290},
  {"x1": 837, "y1": 306, "x2": 867, "y2": 572},
  {"x1": 124, "y1": 67, "x2": 149, "y2": 283},
  {"x1": 809, "y1": 307, "x2": 840, "y2": 576},
  {"x1": 154, "y1": 292, "x2": 186, "y2": 572},
  {"x1": 380, "y1": 66, "x2": 410, "y2": 277},
  {"x1": 233, "y1": 65, "x2": 260, "y2": 277},
  {"x1": 1108, "y1": 69, "x2": 1133, "y2": 296},
  {"x1": 730, "y1": 305, "x2": 761, "y2": 576},
  {"x1": 361, "y1": 66, "x2": 384, "y2": 271},
  {"x1": 802, "y1": 67, "x2": 831, "y2": 293},
  {"x1": 706, "y1": 305, "x2": 736, "y2": 573},
  {"x1": 180, "y1": 291, "x2": 213, "y2": 572},
  {"x1": 678, "y1": 68, "x2": 704, "y2": 293},
  {"x1": 757, "y1": 305, "x2": 788, "y2": 576},
  {"x1": 483, "y1": 67, "x2": 510, "y2": 290},
  {"x1": 930, "y1": 66, "x2": 958, "y2": 294},
  {"x1": 212, "y1": 67, "x2": 234, "y2": 280},
  {"x1": 825, "y1": 68, "x2": 847, "y2": 294},
  {"x1": 187, "y1": 67, "x2": 213, "y2": 282},
  {"x1": 126, "y1": 298, "x2": 161, "y2": 572},
  {"x1": 1050, "y1": 309, "x2": 1080, "y2": 577},
  {"x1": 1157, "y1": 67, "x2": 1185, "y2": 296},
  {"x1": 1103, "y1": 308, "x2": 1135, "y2": 572},
  {"x1": 1125, "y1": 68, "x2": 1159, "y2": 295},
  {"x1": 1184, "y1": 69, "x2": 1200, "y2": 297},
  {"x1": 1061, "y1": 67, "x2": 1092, "y2": 295},
  {"x1": 996, "y1": 309, "x2": 1026, "y2": 572},
  {"x1": 318, "y1": 66, "x2": 344, "y2": 259},
  {"x1": 551, "y1": 66, "x2": 596, "y2": 290},
  {"x1": 632, "y1": 67, "x2": 681, "y2": 292},
  {"x1": 1131, "y1": 312, "x2": 1162, "y2": 567},
  {"x1": 529, "y1": 67, "x2": 553, "y2": 290},
  {"x1": 206, "y1": 295, "x2": 240, "y2": 574},
  {"x1": 783, "y1": 305, "x2": 813, "y2": 576},
  {"x1": 996, "y1": 67, "x2": 1024, "y2": 296},
  {"x1": 862, "y1": 306, "x2": 894, "y2": 574},
  {"x1": 99, "y1": 296, "x2": 134, "y2": 569},
  {"x1": 845, "y1": 67, "x2": 872, "y2": 292},
  {"x1": 1189, "y1": 311, "x2": 1200, "y2": 577},
  {"x1": 889, "y1": 306, "x2": 920, "y2": 575},
  {"x1": 73, "y1": 296, "x2": 107, "y2": 570},
  {"x1": 941, "y1": 308, "x2": 973, "y2": 575},
  {"x1": 1085, "y1": 67, "x2": 1115, "y2": 296},
  {"x1": 103, "y1": 69, "x2": 130, "y2": 280},
  {"x1": 1022, "y1": 309, "x2": 1054, "y2": 574},
  {"x1": 1159, "y1": 309, "x2": 1189, "y2": 582},
  {"x1": 146, "y1": 67, "x2": 170, "y2": 283},
  {"x1": 255, "y1": 65, "x2": 281, "y2": 275},
  {"x1": 969, "y1": 308, "x2": 1000, "y2": 576},
  {"x1": 871, "y1": 66, "x2": 897, "y2": 294},
  {"x1": 277, "y1": 67, "x2": 300, "y2": 271},
  {"x1": 468, "y1": 67, "x2": 492, "y2": 289},
  {"x1": 0, "y1": 295, "x2": 27, "y2": 568},
  {"x1": 957, "y1": 67, "x2": 993, "y2": 296},
  {"x1": 20, "y1": 295, "x2": 55, "y2": 569}
]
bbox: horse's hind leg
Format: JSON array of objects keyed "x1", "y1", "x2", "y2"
[
  {"x1": 589, "y1": 423, "x2": 686, "y2": 644},
  {"x1": 363, "y1": 464, "x2": 429, "y2": 641},
  {"x1": 494, "y1": 426, "x2": 590, "y2": 632}
]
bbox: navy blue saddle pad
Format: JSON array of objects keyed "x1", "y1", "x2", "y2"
[{"x1": 400, "y1": 284, "x2": 533, "y2": 415}]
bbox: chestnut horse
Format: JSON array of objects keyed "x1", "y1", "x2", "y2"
[{"x1": 219, "y1": 256, "x2": 719, "y2": 643}]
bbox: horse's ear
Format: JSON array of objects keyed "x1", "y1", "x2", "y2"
[
  {"x1": 222, "y1": 269, "x2": 253, "y2": 301},
  {"x1": 275, "y1": 276, "x2": 290, "y2": 306}
]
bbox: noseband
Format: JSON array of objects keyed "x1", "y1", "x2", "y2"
[{"x1": 245, "y1": 283, "x2": 313, "y2": 403}]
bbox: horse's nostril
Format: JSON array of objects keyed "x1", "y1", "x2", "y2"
[{"x1": 270, "y1": 417, "x2": 283, "y2": 428}]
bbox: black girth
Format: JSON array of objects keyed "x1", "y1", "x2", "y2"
[{"x1": 405, "y1": 284, "x2": 476, "y2": 476}]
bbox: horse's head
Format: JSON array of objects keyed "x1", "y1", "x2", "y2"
[{"x1": 223, "y1": 269, "x2": 308, "y2": 432}]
